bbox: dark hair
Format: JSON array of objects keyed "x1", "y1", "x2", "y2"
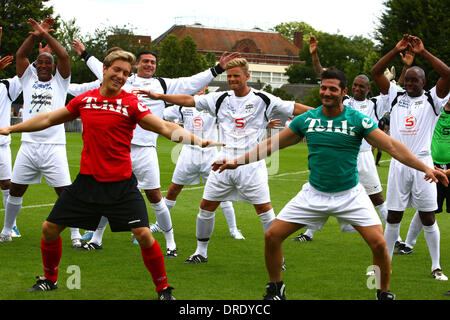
[
  {"x1": 136, "y1": 50, "x2": 158, "y2": 63},
  {"x1": 321, "y1": 67, "x2": 347, "y2": 90}
]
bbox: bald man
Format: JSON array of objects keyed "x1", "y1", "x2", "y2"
[{"x1": 371, "y1": 35, "x2": 450, "y2": 281}]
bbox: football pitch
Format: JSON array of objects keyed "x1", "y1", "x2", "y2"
[{"x1": 0, "y1": 132, "x2": 449, "y2": 300}]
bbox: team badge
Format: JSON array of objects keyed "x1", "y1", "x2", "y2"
[
  {"x1": 244, "y1": 103, "x2": 255, "y2": 114},
  {"x1": 362, "y1": 117, "x2": 374, "y2": 129}
]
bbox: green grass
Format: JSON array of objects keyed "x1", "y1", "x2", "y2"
[{"x1": 0, "y1": 132, "x2": 449, "y2": 300}]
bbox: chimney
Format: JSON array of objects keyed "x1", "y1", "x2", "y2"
[{"x1": 293, "y1": 30, "x2": 303, "y2": 50}]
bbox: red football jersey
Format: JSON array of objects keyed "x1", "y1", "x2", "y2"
[{"x1": 66, "y1": 88, "x2": 151, "y2": 182}]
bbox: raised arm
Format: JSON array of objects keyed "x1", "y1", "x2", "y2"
[
  {"x1": 0, "y1": 107, "x2": 77, "y2": 136},
  {"x1": 138, "y1": 90, "x2": 196, "y2": 107},
  {"x1": 366, "y1": 128, "x2": 448, "y2": 186},
  {"x1": 371, "y1": 34, "x2": 411, "y2": 95},
  {"x1": 309, "y1": 35, "x2": 324, "y2": 79},
  {"x1": 397, "y1": 49, "x2": 415, "y2": 87},
  {"x1": 72, "y1": 39, "x2": 104, "y2": 80},
  {"x1": 29, "y1": 18, "x2": 70, "y2": 79},
  {"x1": 409, "y1": 36, "x2": 450, "y2": 98}
]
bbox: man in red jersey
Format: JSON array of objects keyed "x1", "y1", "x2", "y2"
[{"x1": 0, "y1": 47, "x2": 221, "y2": 299}]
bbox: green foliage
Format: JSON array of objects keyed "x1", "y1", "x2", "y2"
[
  {"x1": 263, "y1": 84, "x2": 295, "y2": 101},
  {"x1": 375, "y1": 0, "x2": 449, "y2": 88},
  {"x1": 272, "y1": 21, "x2": 318, "y2": 43},
  {"x1": 157, "y1": 34, "x2": 211, "y2": 78},
  {"x1": 300, "y1": 86, "x2": 322, "y2": 107},
  {"x1": 285, "y1": 63, "x2": 317, "y2": 84},
  {"x1": 0, "y1": 0, "x2": 54, "y2": 78}
]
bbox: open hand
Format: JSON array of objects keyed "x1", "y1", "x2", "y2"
[
  {"x1": 137, "y1": 90, "x2": 161, "y2": 100},
  {"x1": 0, "y1": 56, "x2": 13, "y2": 70},
  {"x1": 71, "y1": 39, "x2": 86, "y2": 55},
  {"x1": 219, "y1": 51, "x2": 242, "y2": 69},
  {"x1": 211, "y1": 158, "x2": 239, "y2": 173},
  {"x1": 309, "y1": 35, "x2": 319, "y2": 55},
  {"x1": 424, "y1": 168, "x2": 449, "y2": 187}
]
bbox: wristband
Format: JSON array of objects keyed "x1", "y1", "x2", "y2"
[
  {"x1": 211, "y1": 64, "x2": 225, "y2": 77},
  {"x1": 80, "y1": 50, "x2": 92, "y2": 62}
]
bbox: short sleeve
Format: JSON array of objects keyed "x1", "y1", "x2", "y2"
[
  {"x1": 194, "y1": 93, "x2": 217, "y2": 116},
  {"x1": 65, "y1": 96, "x2": 81, "y2": 117},
  {"x1": 289, "y1": 114, "x2": 307, "y2": 137},
  {"x1": 163, "y1": 106, "x2": 182, "y2": 121}
]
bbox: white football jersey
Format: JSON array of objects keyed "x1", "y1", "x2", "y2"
[
  {"x1": 20, "y1": 64, "x2": 70, "y2": 144},
  {"x1": 343, "y1": 95, "x2": 389, "y2": 151},
  {"x1": 164, "y1": 105, "x2": 218, "y2": 149},
  {"x1": 194, "y1": 88, "x2": 294, "y2": 157},
  {"x1": 0, "y1": 76, "x2": 22, "y2": 145},
  {"x1": 384, "y1": 82, "x2": 447, "y2": 156},
  {"x1": 87, "y1": 56, "x2": 215, "y2": 147}
]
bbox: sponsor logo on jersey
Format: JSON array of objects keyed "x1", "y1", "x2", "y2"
[
  {"x1": 404, "y1": 115, "x2": 417, "y2": 129},
  {"x1": 305, "y1": 118, "x2": 356, "y2": 136},
  {"x1": 362, "y1": 117, "x2": 374, "y2": 129},
  {"x1": 244, "y1": 103, "x2": 255, "y2": 114},
  {"x1": 81, "y1": 96, "x2": 131, "y2": 117}
]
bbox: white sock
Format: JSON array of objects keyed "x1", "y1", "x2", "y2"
[
  {"x1": 90, "y1": 216, "x2": 108, "y2": 245},
  {"x1": 70, "y1": 228, "x2": 82, "y2": 240},
  {"x1": 163, "y1": 229, "x2": 176, "y2": 251},
  {"x1": 220, "y1": 201, "x2": 237, "y2": 232},
  {"x1": 164, "y1": 198, "x2": 176, "y2": 212},
  {"x1": 405, "y1": 211, "x2": 423, "y2": 248},
  {"x1": 384, "y1": 222, "x2": 401, "y2": 260},
  {"x1": 423, "y1": 222, "x2": 441, "y2": 271},
  {"x1": 1, "y1": 189, "x2": 16, "y2": 229},
  {"x1": 305, "y1": 229, "x2": 315, "y2": 238},
  {"x1": 152, "y1": 200, "x2": 172, "y2": 232},
  {"x1": 1, "y1": 196, "x2": 22, "y2": 236},
  {"x1": 258, "y1": 209, "x2": 275, "y2": 233},
  {"x1": 375, "y1": 202, "x2": 388, "y2": 224},
  {"x1": 1, "y1": 189, "x2": 9, "y2": 209},
  {"x1": 194, "y1": 208, "x2": 215, "y2": 257}
]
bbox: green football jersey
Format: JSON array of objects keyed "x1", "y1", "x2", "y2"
[
  {"x1": 431, "y1": 109, "x2": 450, "y2": 164},
  {"x1": 289, "y1": 105, "x2": 378, "y2": 192}
]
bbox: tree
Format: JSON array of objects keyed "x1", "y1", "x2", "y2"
[
  {"x1": 375, "y1": 0, "x2": 449, "y2": 87},
  {"x1": 272, "y1": 21, "x2": 318, "y2": 43},
  {"x1": 156, "y1": 34, "x2": 211, "y2": 78},
  {"x1": 285, "y1": 64, "x2": 317, "y2": 84},
  {"x1": 0, "y1": 0, "x2": 54, "y2": 78}
]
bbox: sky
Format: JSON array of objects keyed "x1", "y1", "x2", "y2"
[{"x1": 46, "y1": 0, "x2": 387, "y2": 40}]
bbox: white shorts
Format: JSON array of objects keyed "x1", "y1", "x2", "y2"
[
  {"x1": 0, "y1": 143, "x2": 12, "y2": 181},
  {"x1": 202, "y1": 159, "x2": 270, "y2": 204},
  {"x1": 386, "y1": 156, "x2": 437, "y2": 212},
  {"x1": 357, "y1": 150, "x2": 382, "y2": 195},
  {"x1": 277, "y1": 183, "x2": 381, "y2": 232},
  {"x1": 12, "y1": 142, "x2": 71, "y2": 187},
  {"x1": 131, "y1": 145, "x2": 160, "y2": 190},
  {"x1": 172, "y1": 146, "x2": 217, "y2": 186}
]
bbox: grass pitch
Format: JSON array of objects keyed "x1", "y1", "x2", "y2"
[{"x1": 0, "y1": 132, "x2": 448, "y2": 300}]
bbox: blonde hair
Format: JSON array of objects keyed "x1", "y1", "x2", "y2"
[
  {"x1": 103, "y1": 51, "x2": 136, "y2": 68},
  {"x1": 225, "y1": 58, "x2": 249, "y2": 74}
]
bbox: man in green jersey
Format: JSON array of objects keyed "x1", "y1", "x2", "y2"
[{"x1": 212, "y1": 68, "x2": 448, "y2": 300}]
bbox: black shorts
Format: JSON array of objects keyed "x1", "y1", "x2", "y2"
[
  {"x1": 435, "y1": 163, "x2": 450, "y2": 213},
  {"x1": 47, "y1": 173, "x2": 149, "y2": 232}
]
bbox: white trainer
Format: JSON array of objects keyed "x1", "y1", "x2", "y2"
[
  {"x1": 432, "y1": 269, "x2": 448, "y2": 281},
  {"x1": 230, "y1": 229, "x2": 245, "y2": 240},
  {"x1": 11, "y1": 226, "x2": 21, "y2": 238},
  {"x1": 71, "y1": 238, "x2": 83, "y2": 249},
  {"x1": 0, "y1": 233, "x2": 12, "y2": 242}
]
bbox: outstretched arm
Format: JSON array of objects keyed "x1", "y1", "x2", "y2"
[
  {"x1": 366, "y1": 128, "x2": 448, "y2": 186},
  {"x1": 212, "y1": 127, "x2": 302, "y2": 172},
  {"x1": 0, "y1": 107, "x2": 77, "y2": 135},
  {"x1": 138, "y1": 90, "x2": 196, "y2": 107},
  {"x1": 138, "y1": 113, "x2": 223, "y2": 148},
  {"x1": 371, "y1": 34, "x2": 411, "y2": 95}
]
